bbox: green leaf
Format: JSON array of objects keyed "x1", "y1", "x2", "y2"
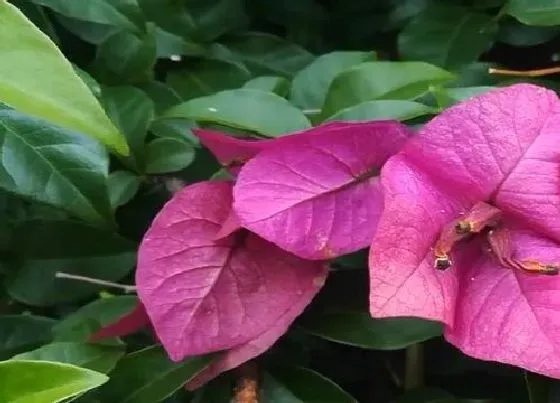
[
  {"x1": 31, "y1": 0, "x2": 138, "y2": 31},
  {"x1": 218, "y1": 32, "x2": 315, "y2": 77},
  {"x1": 0, "y1": 1, "x2": 128, "y2": 154},
  {"x1": 138, "y1": 81, "x2": 182, "y2": 114},
  {"x1": 5, "y1": 220, "x2": 135, "y2": 306},
  {"x1": 108, "y1": 171, "x2": 141, "y2": 208},
  {"x1": 73, "y1": 66, "x2": 102, "y2": 98},
  {"x1": 102, "y1": 87, "x2": 155, "y2": 170},
  {"x1": 138, "y1": 0, "x2": 247, "y2": 42},
  {"x1": 54, "y1": 296, "x2": 138, "y2": 342},
  {"x1": 290, "y1": 51, "x2": 376, "y2": 109},
  {"x1": 166, "y1": 59, "x2": 251, "y2": 101},
  {"x1": 398, "y1": 5, "x2": 498, "y2": 70},
  {"x1": 326, "y1": 100, "x2": 435, "y2": 122},
  {"x1": 321, "y1": 61, "x2": 455, "y2": 119},
  {"x1": 0, "y1": 360, "x2": 108, "y2": 403},
  {"x1": 192, "y1": 376, "x2": 233, "y2": 403},
  {"x1": 0, "y1": 315, "x2": 55, "y2": 360},
  {"x1": 261, "y1": 366, "x2": 357, "y2": 403},
  {"x1": 243, "y1": 76, "x2": 289, "y2": 96},
  {"x1": 497, "y1": 17, "x2": 559, "y2": 46},
  {"x1": 13, "y1": 342, "x2": 124, "y2": 374},
  {"x1": 94, "y1": 24, "x2": 157, "y2": 83},
  {"x1": 9, "y1": 0, "x2": 59, "y2": 43},
  {"x1": 433, "y1": 86, "x2": 495, "y2": 109},
  {"x1": 0, "y1": 109, "x2": 113, "y2": 226},
  {"x1": 98, "y1": 345, "x2": 213, "y2": 403},
  {"x1": 163, "y1": 89, "x2": 311, "y2": 137},
  {"x1": 145, "y1": 138, "x2": 196, "y2": 174},
  {"x1": 506, "y1": 0, "x2": 560, "y2": 26},
  {"x1": 299, "y1": 311, "x2": 442, "y2": 350},
  {"x1": 150, "y1": 119, "x2": 198, "y2": 144}
]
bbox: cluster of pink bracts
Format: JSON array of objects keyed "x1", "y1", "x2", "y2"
[{"x1": 91, "y1": 83, "x2": 560, "y2": 388}]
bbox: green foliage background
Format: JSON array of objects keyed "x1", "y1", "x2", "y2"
[{"x1": 0, "y1": 0, "x2": 559, "y2": 402}]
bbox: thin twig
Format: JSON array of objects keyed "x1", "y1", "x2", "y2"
[
  {"x1": 404, "y1": 344, "x2": 424, "y2": 390},
  {"x1": 55, "y1": 272, "x2": 137, "y2": 293},
  {"x1": 489, "y1": 66, "x2": 560, "y2": 77},
  {"x1": 232, "y1": 361, "x2": 259, "y2": 403}
]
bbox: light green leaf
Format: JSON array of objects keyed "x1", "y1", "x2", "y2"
[
  {"x1": 0, "y1": 109, "x2": 113, "y2": 226},
  {"x1": 0, "y1": 360, "x2": 108, "y2": 403},
  {"x1": 145, "y1": 138, "x2": 196, "y2": 174},
  {"x1": 31, "y1": 0, "x2": 138, "y2": 31},
  {"x1": 321, "y1": 61, "x2": 455, "y2": 119},
  {"x1": 108, "y1": 171, "x2": 141, "y2": 208},
  {"x1": 262, "y1": 366, "x2": 357, "y2": 403},
  {"x1": 327, "y1": 100, "x2": 435, "y2": 122},
  {"x1": 98, "y1": 345, "x2": 213, "y2": 403},
  {"x1": 5, "y1": 220, "x2": 135, "y2": 306},
  {"x1": 219, "y1": 32, "x2": 315, "y2": 77},
  {"x1": 166, "y1": 59, "x2": 251, "y2": 101},
  {"x1": 0, "y1": 1, "x2": 128, "y2": 154},
  {"x1": 0, "y1": 315, "x2": 55, "y2": 360},
  {"x1": 163, "y1": 89, "x2": 311, "y2": 137},
  {"x1": 506, "y1": 0, "x2": 560, "y2": 26},
  {"x1": 243, "y1": 76, "x2": 289, "y2": 96},
  {"x1": 299, "y1": 311, "x2": 442, "y2": 350},
  {"x1": 54, "y1": 296, "x2": 138, "y2": 342},
  {"x1": 290, "y1": 51, "x2": 376, "y2": 109},
  {"x1": 13, "y1": 342, "x2": 124, "y2": 373},
  {"x1": 398, "y1": 5, "x2": 498, "y2": 70}
]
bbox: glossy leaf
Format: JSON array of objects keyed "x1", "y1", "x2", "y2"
[
  {"x1": 321, "y1": 61, "x2": 455, "y2": 118},
  {"x1": 163, "y1": 89, "x2": 311, "y2": 136},
  {"x1": 0, "y1": 1, "x2": 128, "y2": 154},
  {"x1": 506, "y1": 0, "x2": 560, "y2": 26},
  {"x1": 433, "y1": 86, "x2": 495, "y2": 109},
  {"x1": 0, "y1": 109, "x2": 113, "y2": 226},
  {"x1": 290, "y1": 51, "x2": 376, "y2": 109},
  {"x1": 261, "y1": 366, "x2": 357, "y2": 403},
  {"x1": 327, "y1": 100, "x2": 435, "y2": 122},
  {"x1": 144, "y1": 137, "x2": 196, "y2": 174},
  {"x1": 166, "y1": 59, "x2": 251, "y2": 101},
  {"x1": 498, "y1": 18, "x2": 559, "y2": 46},
  {"x1": 108, "y1": 171, "x2": 141, "y2": 208},
  {"x1": 97, "y1": 345, "x2": 212, "y2": 403},
  {"x1": 0, "y1": 315, "x2": 55, "y2": 360},
  {"x1": 219, "y1": 32, "x2": 315, "y2": 77},
  {"x1": 300, "y1": 311, "x2": 442, "y2": 350},
  {"x1": 13, "y1": 342, "x2": 124, "y2": 373},
  {"x1": 0, "y1": 360, "x2": 108, "y2": 403},
  {"x1": 398, "y1": 5, "x2": 498, "y2": 70},
  {"x1": 243, "y1": 76, "x2": 289, "y2": 96}
]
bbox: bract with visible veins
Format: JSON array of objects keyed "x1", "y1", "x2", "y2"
[
  {"x1": 368, "y1": 83, "x2": 560, "y2": 377},
  {"x1": 136, "y1": 181, "x2": 327, "y2": 363},
  {"x1": 233, "y1": 121, "x2": 412, "y2": 259}
]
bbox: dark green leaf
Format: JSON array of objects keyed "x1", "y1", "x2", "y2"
[
  {"x1": 321, "y1": 61, "x2": 454, "y2": 118},
  {"x1": 9, "y1": 0, "x2": 59, "y2": 43},
  {"x1": 54, "y1": 296, "x2": 138, "y2": 342},
  {"x1": 137, "y1": 81, "x2": 182, "y2": 114},
  {"x1": 525, "y1": 372, "x2": 552, "y2": 403},
  {"x1": 108, "y1": 171, "x2": 141, "y2": 208},
  {"x1": 98, "y1": 345, "x2": 212, "y2": 403},
  {"x1": 0, "y1": 360, "x2": 108, "y2": 402},
  {"x1": 74, "y1": 66, "x2": 102, "y2": 98},
  {"x1": 0, "y1": 109, "x2": 113, "y2": 226},
  {"x1": 327, "y1": 100, "x2": 435, "y2": 122},
  {"x1": 243, "y1": 76, "x2": 290, "y2": 96},
  {"x1": 138, "y1": 0, "x2": 248, "y2": 42},
  {"x1": 497, "y1": 18, "x2": 559, "y2": 46},
  {"x1": 5, "y1": 220, "x2": 135, "y2": 306},
  {"x1": 94, "y1": 24, "x2": 157, "y2": 83},
  {"x1": 506, "y1": 0, "x2": 560, "y2": 26},
  {"x1": 261, "y1": 366, "x2": 357, "y2": 402},
  {"x1": 0, "y1": 315, "x2": 55, "y2": 359},
  {"x1": 54, "y1": 15, "x2": 118, "y2": 44},
  {"x1": 150, "y1": 119, "x2": 198, "y2": 144},
  {"x1": 166, "y1": 59, "x2": 250, "y2": 101},
  {"x1": 163, "y1": 89, "x2": 311, "y2": 136},
  {"x1": 398, "y1": 5, "x2": 498, "y2": 70},
  {"x1": 395, "y1": 388, "x2": 459, "y2": 403},
  {"x1": 144, "y1": 138, "x2": 196, "y2": 174},
  {"x1": 192, "y1": 375, "x2": 233, "y2": 403},
  {"x1": 218, "y1": 32, "x2": 315, "y2": 77},
  {"x1": 299, "y1": 311, "x2": 442, "y2": 350},
  {"x1": 290, "y1": 51, "x2": 376, "y2": 109},
  {"x1": 13, "y1": 342, "x2": 124, "y2": 373}
]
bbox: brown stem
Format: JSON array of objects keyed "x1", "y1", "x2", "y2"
[
  {"x1": 233, "y1": 361, "x2": 259, "y2": 403},
  {"x1": 55, "y1": 272, "x2": 136, "y2": 293},
  {"x1": 489, "y1": 66, "x2": 560, "y2": 77}
]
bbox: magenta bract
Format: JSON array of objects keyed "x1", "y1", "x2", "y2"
[
  {"x1": 368, "y1": 83, "x2": 560, "y2": 377},
  {"x1": 233, "y1": 121, "x2": 412, "y2": 259},
  {"x1": 89, "y1": 303, "x2": 150, "y2": 342},
  {"x1": 136, "y1": 181, "x2": 327, "y2": 367}
]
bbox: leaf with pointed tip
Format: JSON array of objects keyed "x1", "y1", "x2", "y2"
[
  {"x1": 0, "y1": 315, "x2": 55, "y2": 360},
  {"x1": 233, "y1": 121, "x2": 411, "y2": 259},
  {"x1": 0, "y1": 1, "x2": 128, "y2": 154},
  {"x1": 327, "y1": 100, "x2": 435, "y2": 122},
  {"x1": 506, "y1": 0, "x2": 560, "y2": 26},
  {"x1": 136, "y1": 181, "x2": 327, "y2": 360}
]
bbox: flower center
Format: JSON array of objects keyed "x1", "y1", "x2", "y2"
[{"x1": 433, "y1": 202, "x2": 559, "y2": 276}]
